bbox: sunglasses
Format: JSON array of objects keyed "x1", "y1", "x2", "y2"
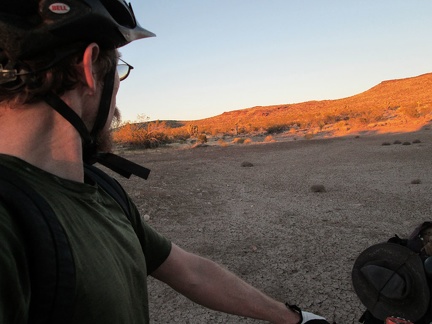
[{"x1": 117, "y1": 58, "x2": 134, "y2": 81}]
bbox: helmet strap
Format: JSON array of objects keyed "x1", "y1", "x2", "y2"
[
  {"x1": 43, "y1": 65, "x2": 151, "y2": 180},
  {"x1": 84, "y1": 65, "x2": 116, "y2": 163},
  {"x1": 43, "y1": 64, "x2": 115, "y2": 163},
  {"x1": 44, "y1": 92, "x2": 93, "y2": 147},
  {"x1": 90, "y1": 65, "x2": 116, "y2": 140}
]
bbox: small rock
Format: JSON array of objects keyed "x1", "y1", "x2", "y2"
[
  {"x1": 241, "y1": 161, "x2": 254, "y2": 167},
  {"x1": 310, "y1": 184, "x2": 326, "y2": 193}
]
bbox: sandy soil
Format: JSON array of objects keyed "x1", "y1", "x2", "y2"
[{"x1": 112, "y1": 129, "x2": 432, "y2": 323}]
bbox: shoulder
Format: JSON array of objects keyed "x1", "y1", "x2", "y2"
[
  {"x1": 0, "y1": 202, "x2": 31, "y2": 322},
  {"x1": 0, "y1": 202, "x2": 29, "y2": 280}
]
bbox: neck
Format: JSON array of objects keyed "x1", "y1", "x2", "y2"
[{"x1": 0, "y1": 100, "x2": 85, "y2": 182}]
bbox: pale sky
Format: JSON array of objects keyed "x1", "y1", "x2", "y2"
[{"x1": 117, "y1": 1, "x2": 432, "y2": 122}]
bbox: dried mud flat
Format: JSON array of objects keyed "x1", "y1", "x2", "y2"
[{"x1": 112, "y1": 129, "x2": 432, "y2": 323}]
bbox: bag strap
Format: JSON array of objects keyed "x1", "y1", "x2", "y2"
[
  {"x1": 83, "y1": 164, "x2": 148, "y2": 257},
  {"x1": 0, "y1": 165, "x2": 75, "y2": 324},
  {"x1": 84, "y1": 163, "x2": 132, "y2": 219}
]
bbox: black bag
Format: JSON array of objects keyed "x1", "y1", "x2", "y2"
[{"x1": 357, "y1": 230, "x2": 432, "y2": 324}]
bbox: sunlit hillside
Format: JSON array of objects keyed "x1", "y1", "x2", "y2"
[{"x1": 113, "y1": 73, "x2": 432, "y2": 147}]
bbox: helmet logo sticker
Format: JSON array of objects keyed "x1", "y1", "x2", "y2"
[{"x1": 49, "y1": 3, "x2": 71, "y2": 14}]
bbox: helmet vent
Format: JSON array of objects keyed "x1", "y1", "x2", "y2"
[{"x1": 100, "y1": 0, "x2": 136, "y2": 28}]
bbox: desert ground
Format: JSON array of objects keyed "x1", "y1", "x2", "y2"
[{"x1": 111, "y1": 127, "x2": 432, "y2": 323}]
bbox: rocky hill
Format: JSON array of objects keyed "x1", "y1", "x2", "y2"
[
  {"x1": 114, "y1": 73, "x2": 432, "y2": 146},
  {"x1": 187, "y1": 72, "x2": 432, "y2": 137}
]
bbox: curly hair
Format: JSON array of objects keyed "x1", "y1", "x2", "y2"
[{"x1": 0, "y1": 46, "x2": 117, "y2": 105}]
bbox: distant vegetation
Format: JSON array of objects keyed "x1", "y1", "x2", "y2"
[{"x1": 113, "y1": 73, "x2": 432, "y2": 148}]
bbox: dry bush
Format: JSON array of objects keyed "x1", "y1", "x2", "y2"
[
  {"x1": 243, "y1": 138, "x2": 252, "y2": 144},
  {"x1": 264, "y1": 135, "x2": 275, "y2": 142},
  {"x1": 232, "y1": 137, "x2": 245, "y2": 144},
  {"x1": 218, "y1": 139, "x2": 228, "y2": 147},
  {"x1": 400, "y1": 105, "x2": 419, "y2": 118},
  {"x1": 113, "y1": 123, "x2": 170, "y2": 148},
  {"x1": 167, "y1": 128, "x2": 190, "y2": 142},
  {"x1": 197, "y1": 134, "x2": 208, "y2": 144},
  {"x1": 266, "y1": 124, "x2": 289, "y2": 134}
]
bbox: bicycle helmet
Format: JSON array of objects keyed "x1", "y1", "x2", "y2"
[
  {"x1": 0, "y1": 0, "x2": 155, "y2": 177},
  {"x1": 0, "y1": 0, "x2": 154, "y2": 62}
]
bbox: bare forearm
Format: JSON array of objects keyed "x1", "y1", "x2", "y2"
[
  {"x1": 180, "y1": 256, "x2": 296, "y2": 323},
  {"x1": 152, "y1": 244, "x2": 300, "y2": 324}
]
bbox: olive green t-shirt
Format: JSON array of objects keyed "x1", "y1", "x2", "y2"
[{"x1": 0, "y1": 154, "x2": 172, "y2": 324}]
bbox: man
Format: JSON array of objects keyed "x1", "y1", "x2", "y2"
[{"x1": 0, "y1": 1, "x2": 329, "y2": 323}]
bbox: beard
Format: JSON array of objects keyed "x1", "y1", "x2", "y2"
[{"x1": 95, "y1": 107, "x2": 121, "y2": 153}]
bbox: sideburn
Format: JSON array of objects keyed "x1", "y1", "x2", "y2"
[{"x1": 96, "y1": 107, "x2": 121, "y2": 153}]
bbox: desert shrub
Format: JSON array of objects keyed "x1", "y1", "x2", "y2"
[
  {"x1": 417, "y1": 104, "x2": 432, "y2": 116},
  {"x1": 243, "y1": 138, "x2": 252, "y2": 144},
  {"x1": 264, "y1": 135, "x2": 275, "y2": 142},
  {"x1": 168, "y1": 127, "x2": 191, "y2": 141},
  {"x1": 197, "y1": 134, "x2": 207, "y2": 144},
  {"x1": 335, "y1": 120, "x2": 347, "y2": 130},
  {"x1": 317, "y1": 120, "x2": 326, "y2": 130},
  {"x1": 132, "y1": 131, "x2": 169, "y2": 148},
  {"x1": 358, "y1": 117, "x2": 370, "y2": 125},
  {"x1": 171, "y1": 134, "x2": 189, "y2": 142},
  {"x1": 232, "y1": 137, "x2": 245, "y2": 144},
  {"x1": 237, "y1": 126, "x2": 247, "y2": 134},
  {"x1": 211, "y1": 128, "x2": 220, "y2": 137},
  {"x1": 218, "y1": 139, "x2": 228, "y2": 147},
  {"x1": 304, "y1": 133, "x2": 314, "y2": 140},
  {"x1": 402, "y1": 141, "x2": 411, "y2": 145},
  {"x1": 113, "y1": 123, "x2": 170, "y2": 148},
  {"x1": 400, "y1": 105, "x2": 419, "y2": 118},
  {"x1": 411, "y1": 179, "x2": 421, "y2": 184},
  {"x1": 266, "y1": 124, "x2": 289, "y2": 134},
  {"x1": 413, "y1": 139, "x2": 421, "y2": 143},
  {"x1": 382, "y1": 142, "x2": 391, "y2": 146},
  {"x1": 322, "y1": 114, "x2": 340, "y2": 125},
  {"x1": 393, "y1": 140, "x2": 402, "y2": 144}
]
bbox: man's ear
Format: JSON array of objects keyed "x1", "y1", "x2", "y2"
[{"x1": 81, "y1": 43, "x2": 100, "y2": 93}]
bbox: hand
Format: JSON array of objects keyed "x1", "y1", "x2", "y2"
[
  {"x1": 423, "y1": 242, "x2": 432, "y2": 256},
  {"x1": 286, "y1": 304, "x2": 330, "y2": 324},
  {"x1": 300, "y1": 311, "x2": 329, "y2": 323}
]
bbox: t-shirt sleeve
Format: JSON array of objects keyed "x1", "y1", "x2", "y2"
[
  {"x1": 0, "y1": 204, "x2": 30, "y2": 324},
  {"x1": 140, "y1": 220, "x2": 172, "y2": 274},
  {"x1": 126, "y1": 197, "x2": 172, "y2": 275}
]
